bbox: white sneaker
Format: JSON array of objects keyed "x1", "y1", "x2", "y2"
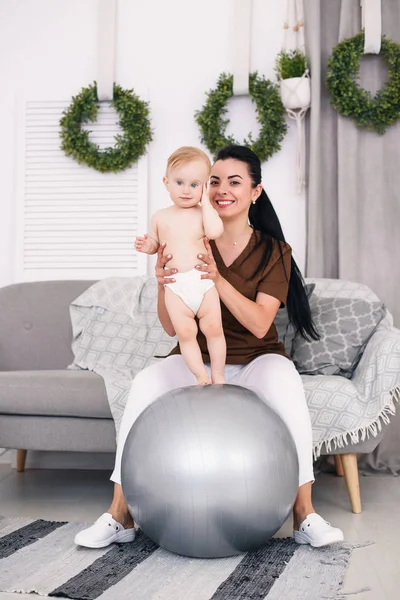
[
  {"x1": 74, "y1": 513, "x2": 136, "y2": 549},
  {"x1": 293, "y1": 513, "x2": 344, "y2": 548}
]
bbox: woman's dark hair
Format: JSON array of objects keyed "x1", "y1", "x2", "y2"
[{"x1": 215, "y1": 144, "x2": 319, "y2": 341}]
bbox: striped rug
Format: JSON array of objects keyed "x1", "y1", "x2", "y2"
[{"x1": 0, "y1": 516, "x2": 354, "y2": 600}]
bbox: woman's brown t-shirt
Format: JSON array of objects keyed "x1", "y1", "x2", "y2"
[{"x1": 169, "y1": 230, "x2": 292, "y2": 365}]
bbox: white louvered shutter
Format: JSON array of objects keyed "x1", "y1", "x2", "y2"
[{"x1": 15, "y1": 100, "x2": 148, "y2": 281}]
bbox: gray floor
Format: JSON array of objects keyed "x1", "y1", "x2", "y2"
[{"x1": 0, "y1": 464, "x2": 399, "y2": 600}]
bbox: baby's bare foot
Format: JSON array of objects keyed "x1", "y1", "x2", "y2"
[
  {"x1": 197, "y1": 375, "x2": 212, "y2": 385},
  {"x1": 212, "y1": 372, "x2": 226, "y2": 384}
]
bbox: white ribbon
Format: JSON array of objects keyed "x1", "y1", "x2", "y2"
[
  {"x1": 361, "y1": 0, "x2": 382, "y2": 54},
  {"x1": 97, "y1": 0, "x2": 117, "y2": 101},
  {"x1": 232, "y1": 0, "x2": 252, "y2": 96}
]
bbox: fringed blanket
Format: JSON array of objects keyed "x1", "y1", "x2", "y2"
[{"x1": 69, "y1": 277, "x2": 400, "y2": 455}]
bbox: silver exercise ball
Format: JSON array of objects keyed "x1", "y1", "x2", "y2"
[{"x1": 121, "y1": 384, "x2": 299, "y2": 558}]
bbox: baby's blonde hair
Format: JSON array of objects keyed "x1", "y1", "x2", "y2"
[{"x1": 166, "y1": 146, "x2": 211, "y2": 174}]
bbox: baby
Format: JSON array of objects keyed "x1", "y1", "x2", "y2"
[{"x1": 135, "y1": 146, "x2": 226, "y2": 385}]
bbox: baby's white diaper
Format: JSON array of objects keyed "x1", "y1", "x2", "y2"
[{"x1": 165, "y1": 268, "x2": 215, "y2": 315}]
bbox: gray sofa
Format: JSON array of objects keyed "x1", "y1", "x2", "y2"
[
  {"x1": 0, "y1": 279, "x2": 396, "y2": 514},
  {"x1": 0, "y1": 281, "x2": 116, "y2": 457}
]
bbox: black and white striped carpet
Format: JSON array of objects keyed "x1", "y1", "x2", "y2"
[{"x1": 0, "y1": 516, "x2": 353, "y2": 599}]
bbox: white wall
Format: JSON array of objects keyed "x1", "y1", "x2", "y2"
[
  {"x1": 0, "y1": 0, "x2": 306, "y2": 469},
  {"x1": 0, "y1": 0, "x2": 306, "y2": 289}
]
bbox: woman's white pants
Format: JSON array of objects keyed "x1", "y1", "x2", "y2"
[{"x1": 110, "y1": 354, "x2": 314, "y2": 487}]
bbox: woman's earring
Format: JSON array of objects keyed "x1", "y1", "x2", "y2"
[{"x1": 252, "y1": 200, "x2": 256, "y2": 205}]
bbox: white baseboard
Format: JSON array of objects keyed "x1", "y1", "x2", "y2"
[{"x1": 1, "y1": 449, "x2": 115, "y2": 470}]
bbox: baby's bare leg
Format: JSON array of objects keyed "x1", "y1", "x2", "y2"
[
  {"x1": 197, "y1": 286, "x2": 226, "y2": 384},
  {"x1": 164, "y1": 287, "x2": 211, "y2": 385}
]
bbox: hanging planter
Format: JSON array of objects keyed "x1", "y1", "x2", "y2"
[
  {"x1": 280, "y1": 75, "x2": 311, "y2": 109},
  {"x1": 275, "y1": 46, "x2": 310, "y2": 193},
  {"x1": 275, "y1": 49, "x2": 311, "y2": 110}
]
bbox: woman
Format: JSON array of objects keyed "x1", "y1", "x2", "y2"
[{"x1": 75, "y1": 145, "x2": 344, "y2": 549}]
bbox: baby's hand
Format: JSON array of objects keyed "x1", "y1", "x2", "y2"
[
  {"x1": 134, "y1": 234, "x2": 159, "y2": 254},
  {"x1": 201, "y1": 181, "x2": 210, "y2": 205}
]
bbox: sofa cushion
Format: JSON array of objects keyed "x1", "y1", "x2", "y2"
[
  {"x1": 0, "y1": 370, "x2": 111, "y2": 419},
  {"x1": 292, "y1": 296, "x2": 386, "y2": 377},
  {"x1": 0, "y1": 280, "x2": 95, "y2": 371}
]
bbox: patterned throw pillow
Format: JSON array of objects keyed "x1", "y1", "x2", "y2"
[
  {"x1": 292, "y1": 296, "x2": 386, "y2": 377},
  {"x1": 274, "y1": 283, "x2": 315, "y2": 355}
]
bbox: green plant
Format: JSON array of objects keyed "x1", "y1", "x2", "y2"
[
  {"x1": 195, "y1": 72, "x2": 287, "y2": 163},
  {"x1": 60, "y1": 82, "x2": 153, "y2": 173},
  {"x1": 326, "y1": 32, "x2": 400, "y2": 134},
  {"x1": 275, "y1": 49, "x2": 307, "y2": 80}
]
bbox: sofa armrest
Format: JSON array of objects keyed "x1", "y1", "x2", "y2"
[{"x1": 351, "y1": 325, "x2": 400, "y2": 410}]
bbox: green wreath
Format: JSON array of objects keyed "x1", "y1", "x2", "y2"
[
  {"x1": 60, "y1": 83, "x2": 152, "y2": 173},
  {"x1": 195, "y1": 72, "x2": 287, "y2": 162},
  {"x1": 326, "y1": 32, "x2": 400, "y2": 135}
]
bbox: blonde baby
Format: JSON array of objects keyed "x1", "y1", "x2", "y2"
[{"x1": 135, "y1": 147, "x2": 226, "y2": 384}]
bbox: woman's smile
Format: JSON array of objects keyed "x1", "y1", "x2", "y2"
[{"x1": 215, "y1": 199, "x2": 235, "y2": 207}]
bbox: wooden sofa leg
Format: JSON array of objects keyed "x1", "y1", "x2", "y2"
[
  {"x1": 17, "y1": 449, "x2": 27, "y2": 472},
  {"x1": 334, "y1": 455, "x2": 344, "y2": 476},
  {"x1": 340, "y1": 453, "x2": 362, "y2": 514}
]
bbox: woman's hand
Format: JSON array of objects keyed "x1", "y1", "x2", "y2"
[
  {"x1": 195, "y1": 237, "x2": 222, "y2": 284},
  {"x1": 155, "y1": 243, "x2": 177, "y2": 287}
]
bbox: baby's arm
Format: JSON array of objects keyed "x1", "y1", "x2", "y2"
[
  {"x1": 135, "y1": 212, "x2": 160, "y2": 255},
  {"x1": 201, "y1": 183, "x2": 224, "y2": 240}
]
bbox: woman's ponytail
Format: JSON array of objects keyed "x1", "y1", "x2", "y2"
[{"x1": 216, "y1": 145, "x2": 319, "y2": 341}]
